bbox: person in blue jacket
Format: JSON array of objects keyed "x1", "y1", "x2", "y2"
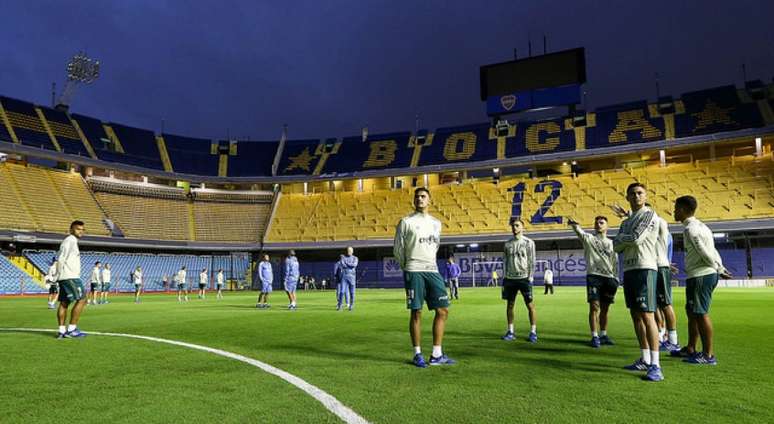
[
  {"x1": 256, "y1": 253, "x2": 273, "y2": 309},
  {"x1": 336, "y1": 246, "x2": 359, "y2": 311},
  {"x1": 445, "y1": 256, "x2": 461, "y2": 300},
  {"x1": 284, "y1": 250, "x2": 300, "y2": 310}
]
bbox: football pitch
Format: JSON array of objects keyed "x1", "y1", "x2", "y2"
[{"x1": 1, "y1": 287, "x2": 773, "y2": 423}]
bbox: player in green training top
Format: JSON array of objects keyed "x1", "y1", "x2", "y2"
[
  {"x1": 612, "y1": 183, "x2": 663, "y2": 382},
  {"x1": 500, "y1": 218, "x2": 538, "y2": 343},
  {"x1": 394, "y1": 187, "x2": 454, "y2": 368},
  {"x1": 672, "y1": 195, "x2": 730, "y2": 365},
  {"x1": 569, "y1": 215, "x2": 619, "y2": 348}
]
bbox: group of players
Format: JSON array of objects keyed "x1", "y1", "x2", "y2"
[
  {"x1": 44, "y1": 255, "x2": 228, "y2": 310},
  {"x1": 254, "y1": 247, "x2": 360, "y2": 311},
  {"x1": 394, "y1": 184, "x2": 728, "y2": 381},
  {"x1": 49, "y1": 181, "x2": 727, "y2": 382}
]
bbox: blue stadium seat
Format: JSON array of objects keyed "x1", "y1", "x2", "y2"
[
  {"x1": 163, "y1": 133, "x2": 219, "y2": 176},
  {"x1": 227, "y1": 140, "x2": 278, "y2": 177}
]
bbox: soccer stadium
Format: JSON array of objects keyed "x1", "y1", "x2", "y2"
[{"x1": 2, "y1": 3, "x2": 774, "y2": 423}]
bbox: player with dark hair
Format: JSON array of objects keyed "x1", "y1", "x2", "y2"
[
  {"x1": 88, "y1": 261, "x2": 101, "y2": 305},
  {"x1": 672, "y1": 195, "x2": 730, "y2": 365},
  {"x1": 45, "y1": 258, "x2": 58, "y2": 309},
  {"x1": 654, "y1": 213, "x2": 680, "y2": 352},
  {"x1": 215, "y1": 269, "x2": 225, "y2": 300},
  {"x1": 394, "y1": 187, "x2": 454, "y2": 367},
  {"x1": 568, "y1": 215, "x2": 619, "y2": 348},
  {"x1": 100, "y1": 263, "x2": 112, "y2": 304},
  {"x1": 198, "y1": 268, "x2": 208, "y2": 300},
  {"x1": 612, "y1": 183, "x2": 663, "y2": 381},
  {"x1": 284, "y1": 250, "x2": 300, "y2": 309},
  {"x1": 132, "y1": 266, "x2": 143, "y2": 303},
  {"x1": 176, "y1": 265, "x2": 188, "y2": 302},
  {"x1": 445, "y1": 256, "x2": 461, "y2": 300},
  {"x1": 501, "y1": 218, "x2": 537, "y2": 343},
  {"x1": 55, "y1": 220, "x2": 88, "y2": 338},
  {"x1": 257, "y1": 254, "x2": 273, "y2": 308}
]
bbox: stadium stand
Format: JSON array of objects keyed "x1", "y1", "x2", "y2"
[
  {"x1": 24, "y1": 250, "x2": 250, "y2": 292},
  {"x1": 0, "y1": 254, "x2": 43, "y2": 294},
  {"x1": 38, "y1": 106, "x2": 90, "y2": 156},
  {"x1": 108, "y1": 123, "x2": 164, "y2": 170},
  {"x1": 0, "y1": 96, "x2": 59, "y2": 151},
  {"x1": 163, "y1": 133, "x2": 219, "y2": 176},
  {"x1": 266, "y1": 152, "x2": 774, "y2": 242},
  {"x1": 87, "y1": 178, "x2": 271, "y2": 242},
  {"x1": 0, "y1": 162, "x2": 111, "y2": 236},
  {"x1": 226, "y1": 140, "x2": 278, "y2": 177}
]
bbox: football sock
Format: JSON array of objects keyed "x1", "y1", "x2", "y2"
[
  {"x1": 414, "y1": 346, "x2": 421, "y2": 355},
  {"x1": 659, "y1": 328, "x2": 666, "y2": 340},
  {"x1": 641, "y1": 349, "x2": 651, "y2": 365},
  {"x1": 67, "y1": 324, "x2": 77, "y2": 332},
  {"x1": 591, "y1": 331, "x2": 598, "y2": 338},
  {"x1": 668, "y1": 330, "x2": 678, "y2": 345},
  {"x1": 58, "y1": 325, "x2": 66, "y2": 333},
  {"x1": 432, "y1": 345, "x2": 442, "y2": 358},
  {"x1": 600, "y1": 330, "x2": 607, "y2": 337},
  {"x1": 507, "y1": 324, "x2": 514, "y2": 333},
  {"x1": 530, "y1": 325, "x2": 536, "y2": 333},
  {"x1": 651, "y1": 350, "x2": 660, "y2": 367}
]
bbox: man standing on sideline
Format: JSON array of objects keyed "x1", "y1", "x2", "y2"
[
  {"x1": 394, "y1": 187, "x2": 454, "y2": 368},
  {"x1": 215, "y1": 269, "x2": 225, "y2": 300},
  {"x1": 256, "y1": 254, "x2": 273, "y2": 308},
  {"x1": 543, "y1": 268, "x2": 554, "y2": 295},
  {"x1": 45, "y1": 258, "x2": 58, "y2": 309},
  {"x1": 445, "y1": 256, "x2": 461, "y2": 300},
  {"x1": 672, "y1": 195, "x2": 730, "y2": 365},
  {"x1": 132, "y1": 266, "x2": 143, "y2": 303},
  {"x1": 337, "y1": 247, "x2": 359, "y2": 311},
  {"x1": 176, "y1": 266, "x2": 188, "y2": 302},
  {"x1": 100, "y1": 263, "x2": 111, "y2": 305},
  {"x1": 283, "y1": 250, "x2": 300, "y2": 310},
  {"x1": 568, "y1": 215, "x2": 619, "y2": 348},
  {"x1": 501, "y1": 218, "x2": 538, "y2": 343},
  {"x1": 88, "y1": 261, "x2": 101, "y2": 305},
  {"x1": 198, "y1": 268, "x2": 208, "y2": 300},
  {"x1": 55, "y1": 220, "x2": 87, "y2": 338},
  {"x1": 612, "y1": 183, "x2": 663, "y2": 382},
  {"x1": 654, "y1": 214, "x2": 680, "y2": 352}
]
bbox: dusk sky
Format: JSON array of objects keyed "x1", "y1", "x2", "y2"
[{"x1": 2, "y1": 1, "x2": 772, "y2": 141}]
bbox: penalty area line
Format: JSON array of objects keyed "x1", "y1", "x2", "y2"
[{"x1": 0, "y1": 327, "x2": 370, "y2": 424}]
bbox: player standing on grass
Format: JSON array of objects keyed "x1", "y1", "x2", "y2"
[
  {"x1": 88, "y1": 262, "x2": 101, "y2": 305},
  {"x1": 100, "y1": 263, "x2": 111, "y2": 304},
  {"x1": 394, "y1": 187, "x2": 454, "y2": 367},
  {"x1": 612, "y1": 183, "x2": 663, "y2": 382},
  {"x1": 500, "y1": 218, "x2": 538, "y2": 343},
  {"x1": 55, "y1": 220, "x2": 87, "y2": 338},
  {"x1": 45, "y1": 258, "x2": 58, "y2": 309},
  {"x1": 337, "y1": 247, "x2": 358, "y2": 311},
  {"x1": 215, "y1": 269, "x2": 224, "y2": 300},
  {"x1": 543, "y1": 268, "x2": 554, "y2": 295},
  {"x1": 283, "y1": 250, "x2": 299, "y2": 310},
  {"x1": 445, "y1": 256, "x2": 461, "y2": 300},
  {"x1": 568, "y1": 215, "x2": 619, "y2": 348},
  {"x1": 132, "y1": 266, "x2": 143, "y2": 303},
  {"x1": 198, "y1": 268, "x2": 208, "y2": 300},
  {"x1": 256, "y1": 254, "x2": 273, "y2": 308},
  {"x1": 654, "y1": 214, "x2": 680, "y2": 352},
  {"x1": 176, "y1": 265, "x2": 188, "y2": 302},
  {"x1": 672, "y1": 195, "x2": 730, "y2": 365}
]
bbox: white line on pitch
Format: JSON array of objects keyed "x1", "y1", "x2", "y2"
[{"x1": 0, "y1": 328, "x2": 370, "y2": 424}]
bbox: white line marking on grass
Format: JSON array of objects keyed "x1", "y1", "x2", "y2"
[{"x1": 1, "y1": 328, "x2": 370, "y2": 424}]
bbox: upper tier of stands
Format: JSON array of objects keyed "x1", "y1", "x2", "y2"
[
  {"x1": 88, "y1": 178, "x2": 271, "y2": 242},
  {"x1": 0, "y1": 163, "x2": 271, "y2": 243},
  {"x1": 266, "y1": 152, "x2": 774, "y2": 242},
  {"x1": 1, "y1": 81, "x2": 772, "y2": 177},
  {"x1": 0, "y1": 162, "x2": 111, "y2": 236}
]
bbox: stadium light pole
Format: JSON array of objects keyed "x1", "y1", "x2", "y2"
[{"x1": 56, "y1": 51, "x2": 100, "y2": 111}]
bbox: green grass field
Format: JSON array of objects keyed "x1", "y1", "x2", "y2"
[{"x1": 1, "y1": 287, "x2": 773, "y2": 423}]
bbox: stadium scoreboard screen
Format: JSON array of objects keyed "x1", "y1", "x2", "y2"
[{"x1": 480, "y1": 47, "x2": 586, "y2": 115}]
